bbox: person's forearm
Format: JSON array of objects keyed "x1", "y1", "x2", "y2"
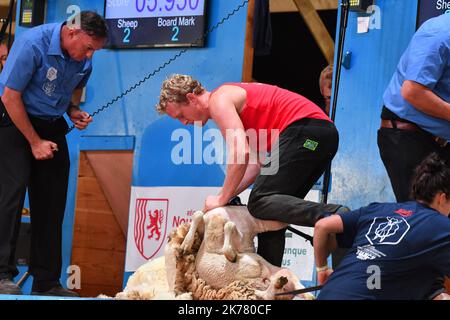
[
  {"x1": 313, "y1": 223, "x2": 332, "y2": 268},
  {"x1": 71, "y1": 88, "x2": 83, "y2": 106},
  {"x1": 220, "y1": 162, "x2": 248, "y2": 202},
  {"x1": 67, "y1": 88, "x2": 83, "y2": 115},
  {"x1": 233, "y1": 163, "x2": 261, "y2": 197},
  {"x1": 1, "y1": 93, "x2": 40, "y2": 146},
  {"x1": 219, "y1": 129, "x2": 250, "y2": 202},
  {"x1": 402, "y1": 80, "x2": 450, "y2": 121}
]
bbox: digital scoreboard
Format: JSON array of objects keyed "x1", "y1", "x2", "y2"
[
  {"x1": 104, "y1": 0, "x2": 207, "y2": 48},
  {"x1": 417, "y1": 0, "x2": 450, "y2": 28}
]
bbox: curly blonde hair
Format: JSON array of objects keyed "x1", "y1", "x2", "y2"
[{"x1": 156, "y1": 74, "x2": 205, "y2": 114}]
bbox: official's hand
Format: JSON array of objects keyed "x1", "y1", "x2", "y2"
[
  {"x1": 203, "y1": 195, "x2": 228, "y2": 213},
  {"x1": 31, "y1": 139, "x2": 58, "y2": 160},
  {"x1": 317, "y1": 268, "x2": 333, "y2": 285},
  {"x1": 69, "y1": 109, "x2": 92, "y2": 130}
]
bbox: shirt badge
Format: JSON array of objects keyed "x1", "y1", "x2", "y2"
[
  {"x1": 366, "y1": 216, "x2": 410, "y2": 245},
  {"x1": 42, "y1": 82, "x2": 56, "y2": 97},
  {"x1": 46, "y1": 67, "x2": 58, "y2": 82},
  {"x1": 356, "y1": 245, "x2": 386, "y2": 260}
]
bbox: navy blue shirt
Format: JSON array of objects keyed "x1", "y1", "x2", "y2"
[
  {"x1": 318, "y1": 201, "x2": 450, "y2": 300},
  {"x1": 383, "y1": 13, "x2": 450, "y2": 140},
  {"x1": 0, "y1": 23, "x2": 92, "y2": 119}
]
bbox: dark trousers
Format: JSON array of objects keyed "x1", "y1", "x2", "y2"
[
  {"x1": 378, "y1": 128, "x2": 450, "y2": 202},
  {"x1": 248, "y1": 119, "x2": 341, "y2": 266},
  {"x1": 378, "y1": 127, "x2": 450, "y2": 299},
  {"x1": 0, "y1": 110, "x2": 69, "y2": 292}
]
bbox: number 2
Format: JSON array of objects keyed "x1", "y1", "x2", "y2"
[
  {"x1": 172, "y1": 26, "x2": 179, "y2": 41},
  {"x1": 123, "y1": 27, "x2": 131, "y2": 43}
]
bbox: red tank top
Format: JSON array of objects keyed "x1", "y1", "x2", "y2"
[{"x1": 214, "y1": 83, "x2": 331, "y2": 151}]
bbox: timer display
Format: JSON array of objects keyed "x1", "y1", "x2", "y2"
[{"x1": 104, "y1": 0, "x2": 207, "y2": 48}]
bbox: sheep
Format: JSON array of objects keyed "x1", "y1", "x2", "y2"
[
  {"x1": 179, "y1": 208, "x2": 311, "y2": 300},
  {"x1": 112, "y1": 223, "x2": 194, "y2": 300},
  {"x1": 114, "y1": 206, "x2": 313, "y2": 300},
  {"x1": 181, "y1": 207, "x2": 288, "y2": 261}
]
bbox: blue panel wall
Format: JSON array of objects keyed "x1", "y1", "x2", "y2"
[
  {"x1": 14, "y1": 0, "x2": 248, "y2": 293},
  {"x1": 328, "y1": 0, "x2": 419, "y2": 209}
]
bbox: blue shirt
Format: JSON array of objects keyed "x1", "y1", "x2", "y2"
[
  {"x1": 0, "y1": 23, "x2": 92, "y2": 119},
  {"x1": 318, "y1": 201, "x2": 450, "y2": 300},
  {"x1": 383, "y1": 13, "x2": 450, "y2": 140}
]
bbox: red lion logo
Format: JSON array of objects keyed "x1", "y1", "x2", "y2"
[
  {"x1": 147, "y1": 209, "x2": 164, "y2": 241},
  {"x1": 134, "y1": 198, "x2": 169, "y2": 260}
]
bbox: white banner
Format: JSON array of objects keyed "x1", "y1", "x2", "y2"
[{"x1": 125, "y1": 187, "x2": 318, "y2": 281}]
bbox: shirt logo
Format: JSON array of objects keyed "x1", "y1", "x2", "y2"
[
  {"x1": 356, "y1": 245, "x2": 387, "y2": 260},
  {"x1": 46, "y1": 67, "x2": 58, "y2": 81},
  {"x1": 366, "y1": 216, "x2": 410, "y2": 245},
  {"x1": 394, "y1": 208, "x2": 413, "y2": 217},
  {"x1": 42, "y1": 82, "x2": 56, "y2": 97}
]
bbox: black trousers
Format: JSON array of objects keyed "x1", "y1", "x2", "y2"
[
  {"x1": 0, "y1": 109, "x2": 69, "y2": 292},
  {"x1": 248, "y1": 119, "x2": 341, "y2": 266},
  {"x1": 378, "y1": 126, "x2": 450, "y2": 299},
  {"x1": 378, "y1": 127, "x2": 450, "y2": 202}
]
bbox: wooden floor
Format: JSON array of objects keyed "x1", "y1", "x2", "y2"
[{"x1": 71, "y1": 152, "x2": 131, "y2": 297}]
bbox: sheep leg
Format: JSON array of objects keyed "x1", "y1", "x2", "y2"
[
  {"x1": 181, "y1": 210, "x2": 204, "y2": 253},
  {"x1": 222, "y1": 221, "x2": 238, "y2": 263}
]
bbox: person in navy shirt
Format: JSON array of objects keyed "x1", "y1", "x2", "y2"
[
  {"x1": 0, "y1": 11, "x2": 107, "y2": 296},
  {"x1": 314, "y1": 153, "x2": 450, "y2": 300}
]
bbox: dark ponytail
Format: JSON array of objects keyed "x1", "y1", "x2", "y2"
[{"x1": 411, "y1": 153, "x2": 450, "y2": 204}]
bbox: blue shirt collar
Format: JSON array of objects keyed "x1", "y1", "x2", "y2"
[{"x1": 47, "y1": 22, "x2": 65, "y2": 57}]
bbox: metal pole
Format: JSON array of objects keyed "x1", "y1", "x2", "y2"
[{"x1": 321, "y1": 0, "x2": 350, "y2": 204}]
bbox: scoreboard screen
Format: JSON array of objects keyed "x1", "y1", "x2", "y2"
[
  {"x1": 104, "y1": 0, "x2": 207, "y2": 48},
  {"x1": 417, "y1": 0, "x2": 450, "y2": 28}
]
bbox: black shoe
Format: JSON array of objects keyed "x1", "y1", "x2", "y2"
[
  {"x1": 31, "y1": 284, "x2": 79, "y2": 297},
  {"x1": 0, "y1": 278, "x2": 23, "y2": 295}
]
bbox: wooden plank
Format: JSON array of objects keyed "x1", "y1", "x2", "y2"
[
  {"x1": 293, "y1": 0, "x2": 335, "y2": 64},
  {"x1": 270, "y1": 0, "x2": 338, "y2": 12},
  {"x1": 313, "y1": 0, "x2": 339, "y2": 10},
  {"x1": 75, "y1": 198, "x2": 115, "y2": 214},
  {"x1": 72, "y1": 211, "x2": 126, "y2": 252},
  {"x1": 242, "y1": 0, "x2": 255, "y2": 82},
  {"x1": 71, "y1": 248, "x2": 124, "y2": 288},
  {"x1": 71, "y1": 152, "x2": 127, "y2": 297},
  {"x1": 86, "y1": 151, "x2": 133, "y2": 237},
  {"x1": 76, "y1": 177, "x2": 109, "y2": 201},
  {"x1": 77, "y1": 152, "x2": 94, "y2": 177}
]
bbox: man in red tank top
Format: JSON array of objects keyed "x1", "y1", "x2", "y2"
[{"x1": 156, "y1": 74, "x2": 348, "y2": 266}]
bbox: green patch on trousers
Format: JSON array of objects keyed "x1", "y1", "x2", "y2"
[{"x1": 303, "y1": 139, "x2": 318, "y2": 151}]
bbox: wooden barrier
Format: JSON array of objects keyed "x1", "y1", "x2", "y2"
[{"x1": 71, "y1": 151, "x2": 133, "y2": 297}]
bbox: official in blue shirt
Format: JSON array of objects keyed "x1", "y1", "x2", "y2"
[
  {"x1": 314, "y1": 153, "x2": 450, "y2": 300},
  {"x1": 378, "y1": 13, "x2": 450, "y2": 202},
  {"x1": 0, "y1": 11, "x2": 107, "y2": 297}
]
